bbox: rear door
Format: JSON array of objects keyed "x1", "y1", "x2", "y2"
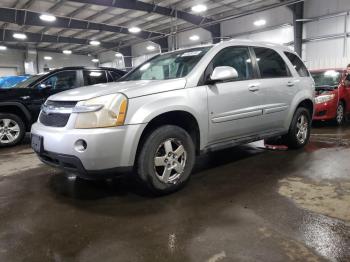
[
  {"x1": 83, "y1": 69, "x2": 108, "y2": 85},
  {"x1": 205, "y1": 46, "x2": 264, "y2": 143},
  {"x1": 252, "y1": 47, "x2": 297, "y2": 132}
]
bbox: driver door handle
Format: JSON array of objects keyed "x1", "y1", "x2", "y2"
[{"x1": 248, "y1": 83, "x2": 260, "y2": 92}]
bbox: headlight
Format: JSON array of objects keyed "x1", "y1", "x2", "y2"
[
  {"x1": 74, "y1": 94, "x2": 128, "y2": 129},
  {"x1": 315, "y1": 94, "x2": 335, "y2": 104}
]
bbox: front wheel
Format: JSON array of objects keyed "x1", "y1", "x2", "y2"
[
  {"x1": 334, "y1": 102, "x2": 345, "y2": 126},
  {"x1": 283, "y1": 107, "x2": 311, "y2": 149},
  {"x1": 0, "y1": 113, "x2": 26, "y2": 147},
  {"x1": 137, "y1": 125, "x2": 195, "y2": 195}
]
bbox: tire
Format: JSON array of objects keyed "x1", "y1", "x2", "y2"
[
  {"x1": 0, "y1": 113, "x2": 26, "y2": 147},
  {"x1": 283, "y1": 107, "x2": 311, "y2": 149},
  {"x1": 334, "y1": 102, "x2": 345, "y2": 126},
  {"x1": 137, "y1": 125, "x2": 195, "y2": 195}
]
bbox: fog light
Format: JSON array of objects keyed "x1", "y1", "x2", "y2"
[{"x1": 75, "y1": 139, "x2": 87, "y2": 152}]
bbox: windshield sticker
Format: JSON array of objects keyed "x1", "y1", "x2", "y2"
[{"x1": 181, "y1": 51, "x2": 202, "y2": 57}]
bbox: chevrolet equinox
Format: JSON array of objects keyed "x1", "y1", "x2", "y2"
[{"x1": 31, "y1": 40, "x2": 315, "y2": 194}]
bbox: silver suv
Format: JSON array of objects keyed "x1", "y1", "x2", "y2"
[{"x1": 31, "y1": 40, "x2": 314, "y2": 194}]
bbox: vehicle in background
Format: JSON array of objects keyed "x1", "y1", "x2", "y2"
[
  {"x1": 0, "y1": 67, "x2": 125, "y2": 147},
  {"x1": 311, "y1": 69, "x2": 350, "y2": 125},
  {"x1": 31, "y1": 40, "x2": 314, "y2": 195},
  {"x1": 0, "y1": 75, "x2": 31, "y2": 89}
]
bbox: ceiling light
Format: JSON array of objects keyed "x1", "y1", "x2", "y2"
[
  {"x1": 189, "y1": 35, "x2": 200, "y2": 41},
  {"x1": 44, "y1": 56, "x2": 52, "y2": 60},
  {"x1": 89, "y1": 40, "x2": 100, "y2": 46},
  {"x1": 63, "y1": 50, "x2": 72, "y2": 55},
  {"x1": 191, "y1": 4, "x2": 207, "y2": 13},
  {"x1": 0, "y1": 45, "x2": 7, "y2": 50},
  {"x1": 128, "y1": 27, "x2": 141, "y2": 33},
  {"x1": 91, "y1": 58, "x2": 99, "y2": 63},
  {"x1": 147, "y1": 45, "x2": 156, "y2": 51},
  {"x1": 254, "y1": 19, "x2": 266, "y2": 27},
  {"x1": 115, "y1": 52, "x2": 123, "y2": 57},
  {"x1": 13, "y1": 33, "x2": 27, "y2": 40},
  {"x1": 39, "y1": 14, "x2": 56, "y2": 22}
]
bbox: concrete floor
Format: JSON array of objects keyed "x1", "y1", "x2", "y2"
[{"x1": 0, "y1": 123, "x2": 350, "y2": 262}]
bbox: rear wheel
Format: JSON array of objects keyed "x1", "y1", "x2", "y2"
[
  {"x1": 283, "y1": 107, "x2": 311, "y2": 149},
  {"x1": 334, "y1": 102, "x2": 345, "y2": 126},
  {"x1": 137, "y1": 125, "x2": 195, "y2": 195},
  {"x1": 0, "y1": 113, "x2": 26, "y2": 147}
]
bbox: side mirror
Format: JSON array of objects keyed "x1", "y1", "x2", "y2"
[
  {"x1": 38, "y1": 83, "x2": 52, "y2": 90},
  {"x1": 210, "y1": 66, "x2": 239, "y2": 82}
]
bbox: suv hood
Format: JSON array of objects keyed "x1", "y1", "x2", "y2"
[{"x1": 48, "y1": 78, "x2": 187, "y2": 101}]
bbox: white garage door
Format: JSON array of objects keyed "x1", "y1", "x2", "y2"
[{"x1": 0, "y1": 67, "x2": 18, "y2": 76}]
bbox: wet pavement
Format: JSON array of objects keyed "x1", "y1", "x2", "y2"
[{"x1": 0, "y1": 123, "x2": 350, "y2": 262}]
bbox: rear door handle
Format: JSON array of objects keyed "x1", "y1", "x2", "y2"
[
  {"x1": 248, "y1": 83, "x2": 260, "y2": 92},
  {"x1": 287, "y1": 81, "x2": 295, "y2": 87}
]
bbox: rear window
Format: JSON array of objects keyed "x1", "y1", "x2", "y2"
[
  {"x1": 254, "y1": 47, "x2": 290, "y2": 78},
  {"x1": 284, "y1": 52, "x2": 310, "y2": 77},
  {"x1": 83, "y1": 70, "x2": 108, "y2": 85}
]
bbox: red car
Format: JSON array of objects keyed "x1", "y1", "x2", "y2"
[{"x1": 311, "y1": 69, "x2": 350, "y2": 125}]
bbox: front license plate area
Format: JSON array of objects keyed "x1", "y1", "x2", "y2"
[{"x1": 31, "y1": 134, "x2": 43, "y2": 154}]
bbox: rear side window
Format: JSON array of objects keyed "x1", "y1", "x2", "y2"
[
  {"x1": 254, "y1": 47, "x2": 290, "y2": 78},
  {"x1": 284, "y1": 52, "x2": 310, "y2": 77},
  {"x1": 83, "y1": 70, "x2": 108, "y2": 85},
  {"x1": 109, "y1": 71, "x2": 123, "y2": 81},
  {"x1": 211, "y1": 46, "x2": 254, "y2": 81}
]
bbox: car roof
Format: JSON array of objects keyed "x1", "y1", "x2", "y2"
[
  {"x1": 161, "y1": 39, "x2": 295, "y2": 56},
  {"x1": 49, "y1": 66, "x2": 125, "y2": 73},
  {"x1": 310, "y1": 68, "x2": 345, "y2": 73}
]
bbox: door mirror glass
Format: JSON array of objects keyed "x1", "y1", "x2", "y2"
[
  {"x1": 38, "y1": 83, "x2": 52, "y2": 90},
  {"x1": 210, "y1": 66, "x2": 239, "y2": 82}
]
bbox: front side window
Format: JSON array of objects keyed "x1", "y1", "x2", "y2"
[
  {"x1": 254, "y1": 47, "x2": 290, "y2": 78},
  {"x1": 83, "y1": 70, "x2": 108, "y2": 85},
  {"x1": 122, "y1": 47, "x2": 211, "y2": 81},
  {"x1": 210, "y1": 46, "x2": 253, "y2": 81},
  {"x1": 40, "y1": 71, "x2": 77, "y2": 90},
  {"x1": 285, "y1": 52, "x2": 310, "y2": 77}
]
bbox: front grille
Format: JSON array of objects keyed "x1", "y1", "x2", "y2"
[
  {"x1": 39, "y1": 112, "x2": 71, "y2": 127},
  {"x1": 46, "y1": 100, "x2": 77, "y2": 108},
  {"x1": 39, "y1": 100, "x2": 77, "y2": 127}
]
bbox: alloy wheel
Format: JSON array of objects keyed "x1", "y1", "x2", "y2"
[
  {"x1": 0, "y1": 118, "x2": 21, "y2": 144},
  {"x1": 153, "y1": 138, "x2": 187, "y2": 184},
  {"x1": 296, "y1": 114, "x2": 308, "y2": 144},
  {"x1": 336, "y1": 104, "x2": 344, "y2": 124}
]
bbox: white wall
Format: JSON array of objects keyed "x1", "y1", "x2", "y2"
[
  {"x1": 0, "y1": 49, "x2": 25, "y2": 75},
  {"x1": 131, "y1": 41, "x2": 160, "y2": 67},
  {"x1": 221, "y1": 6, "x2": 293, "y2": 37},
  {"x1": 175, "y1": 28, "x2": 212, "y2": 49},
  {"x1": 303, "y1": 0, "x2": 350, "y2": 69},
  {"x1": 37, "y1": 51, "x2": 94, "y2": 73},
  {"x1": 99, "y1": 50, "x2": 125, "y2": 69}
]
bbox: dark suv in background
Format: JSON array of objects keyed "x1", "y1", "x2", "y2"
[{"x1": 0, "y1": 66, "x2": 125, "y2": 147}]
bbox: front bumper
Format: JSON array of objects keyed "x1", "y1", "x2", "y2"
[
  {"x1": 313, "y1": 100, "x2": 337, "y2": 121},
  {"x1": 31, "y1": 122, "x2": 146, "y2": 177}
]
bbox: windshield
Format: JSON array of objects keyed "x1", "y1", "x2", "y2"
[
  {"x1": 14, "y1": 73, "x2": 47, "y2": 88},
  {"x1": 311, "y1": 70, "x2": 342, "y2": 88},
  {"x1": 122, "y1": 46, "x2": 211, "y2": 81}
]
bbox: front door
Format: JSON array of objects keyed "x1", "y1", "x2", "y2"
[
  {"x1": 205, "y1": 46, "x2": 264, "y2": 144},
  {"x1": 29, "y1": 70, "x2": 79, "y2": 119}
]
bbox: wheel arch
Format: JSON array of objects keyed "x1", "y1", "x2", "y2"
[
  {"x1": 135, "y1": 110, "x2": 201, "y2": 161},
  {"x1": 0, "y1": 102, "x2": 32, "y2": 131}
]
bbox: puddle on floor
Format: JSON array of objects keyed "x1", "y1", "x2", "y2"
[{"x1": 278, "y1": 177, "x2": 350, "y2": 222}]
